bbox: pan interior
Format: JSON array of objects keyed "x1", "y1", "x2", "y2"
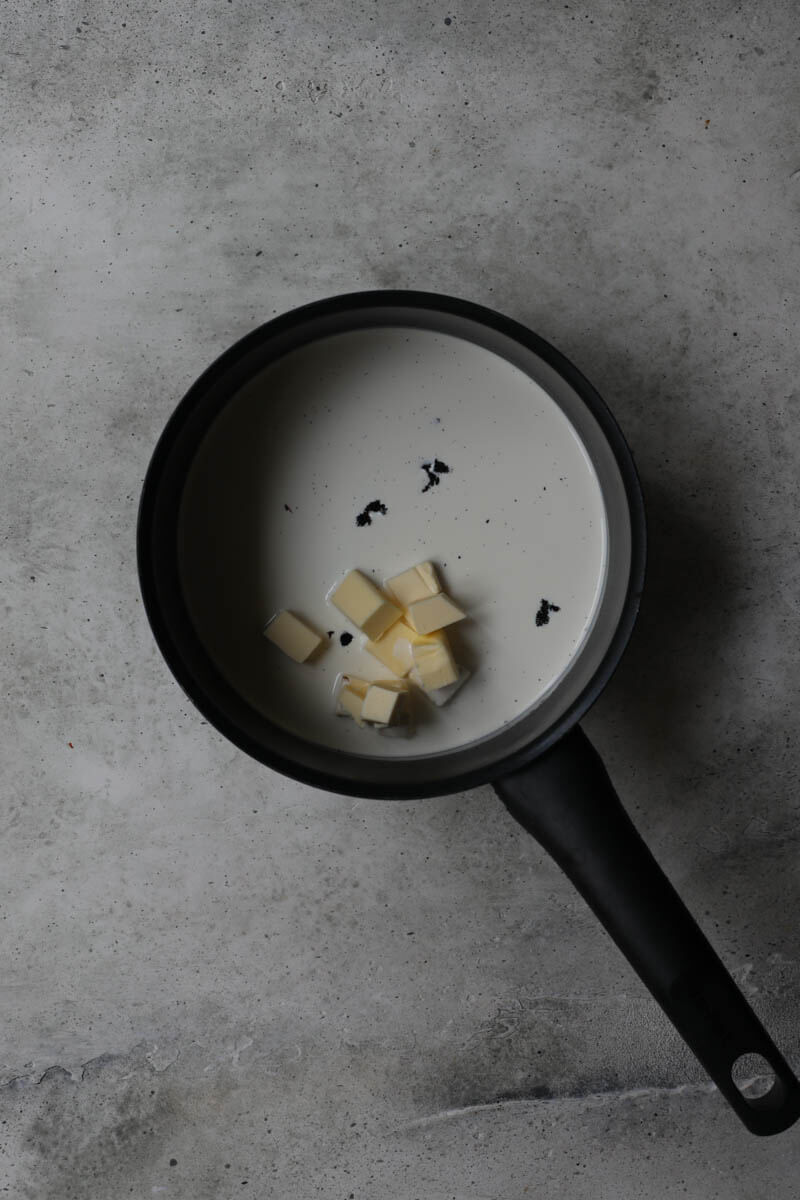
[{"x1": 175, "y1": 310, "x2": 631, "y2": 789}]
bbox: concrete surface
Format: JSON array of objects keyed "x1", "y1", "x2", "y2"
[{"x1": 3, "y1": 0, "x2": 800, "y2": 1194}]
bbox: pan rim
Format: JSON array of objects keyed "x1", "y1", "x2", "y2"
[{"x1": 137, "y1": 289, "x2": 646, "y2": 799}]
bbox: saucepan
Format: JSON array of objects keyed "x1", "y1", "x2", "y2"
[{"x1": 137, "y1": 291, "x2": 799, "y2": 1135}]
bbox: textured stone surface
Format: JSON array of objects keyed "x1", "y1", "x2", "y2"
[{"x1": 2, "y1": 0, "x2": 800, "y2": 1194}]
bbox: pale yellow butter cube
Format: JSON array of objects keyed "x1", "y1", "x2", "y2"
[
  {"x1": 330, "y1": 569, "x2": 401, "y2": 640},
  {"x1": 410, "y1": 639, "x2": 459, "y2": 691},
  {"x1": 366, "y1": 621, "x2": 450, "y2": 677},
  {"x1": 406, "y1": 591, "x2": 466, "y2": 635},
  {"x1": 336, "y1": 675, "x2": 370, "y2": 726},
  {"x1": 416, "y1": 665, "x2": 471, "y2": 707},
  {"x1": 342, "y1": 674, "x2": 370, "y2": 699},
  {"x1": 365, "y1": 620, "x2": 416, "y2": 676},
  {"x1": 385, "y1": 561, "x2": 441, "y2": 608},
  {"x1": 337, "y1": 686, "x2": 365, "y2": 725},
  {"x1": 362, "y1": 680, "x2": 410, "y2": 727},
  {"x1": 264, "y1": 610, "x2": 323, "y2": 663}
]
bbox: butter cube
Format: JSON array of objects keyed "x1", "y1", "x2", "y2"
[
  {"x1": 362, "y1": 680, "x2": 410, "y2": 727},
  {"x1": 385, "y1": 561, "x2": 441, "y2": 608},
  {"x1": 406, "y1": 591, "x2": 466, "y2": 636},
  {"x1": 342, "y1": 675, "x2": 370, "y2": 699},
  {"x1": 264, "y1": 610, "x2": 323, "y2": 663},
  {"x1": 365, "y1": 621, "x2": 416, "y2": 676},
  {"x1": 366, "y1": 621, "x2": 450, "y2": 677},
  {"x1": 336, "y1": 675, "x2": 370, "y2": 726},
  {"x1": 410, "y1": 638, "x2": 459, "y2": 691},
  {"x1": 414, "y1": 665, "x2": 471, "y2": 707},
  {"x1": 330, "y1": 569, "x2": 401, "y2": 640},
  {"x1": 337, "y1": 686, "x2": 365, "y2": 725}
]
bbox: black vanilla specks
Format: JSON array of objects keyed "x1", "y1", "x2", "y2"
[
  {"x1": 421, "y1": 459, "x2": 451, "y2": 493},
  {"x1": 356, "y1": 500, "x2": 388, "y2": 527},
  {"x1": 535, "y1": 599, "x2": 561, "y2": 627}
]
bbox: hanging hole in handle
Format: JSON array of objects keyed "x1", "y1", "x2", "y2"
[{"x1": 731, "y1": 1053, "x2": 778, "y2": 1102}]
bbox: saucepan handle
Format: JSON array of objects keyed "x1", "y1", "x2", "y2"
[{"x1": 494, "y1": 725, "x2": 800, "y2": 1135}]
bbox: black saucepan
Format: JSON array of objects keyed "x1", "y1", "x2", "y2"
[{"x1": 137, "y1": 291, "x2": 799, "y2": 1135}]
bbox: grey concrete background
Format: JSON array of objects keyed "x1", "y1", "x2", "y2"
[{"x1": 2, "y1": 0, "x2": 800, "y2": 1194}]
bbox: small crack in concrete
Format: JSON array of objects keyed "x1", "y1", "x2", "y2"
[{"x1": 1, "y1": 1046, "x2": 181, "y2": 1091}]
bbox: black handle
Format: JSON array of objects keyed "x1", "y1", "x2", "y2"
[{"x1": 494, "y1": 725, "x2": 800, "y2": 1135}]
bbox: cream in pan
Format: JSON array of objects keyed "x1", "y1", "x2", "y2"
[{"x1": 179, "y1": 326, "x2": 608, "y2": 756}]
